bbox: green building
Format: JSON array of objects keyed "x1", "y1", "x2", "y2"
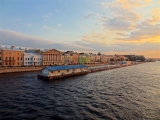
[{"x1": 78, "y1": 53, "x2": 90, "y2": 64}]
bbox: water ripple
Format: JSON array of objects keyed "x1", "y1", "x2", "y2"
[{"x1": 0, "y1": 62, "x2": 160, "y2": 119}]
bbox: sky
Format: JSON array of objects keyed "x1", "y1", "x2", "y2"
[{"x1": 0, "y1": 0, "x2": 160, "y2": 58}]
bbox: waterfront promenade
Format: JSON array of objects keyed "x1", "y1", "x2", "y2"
[
  {"x1": 0, "y1": 62, "x2": 141, "y2": 74},
  {"x1": 0, "y1": 66, "x2": 43, "y2": 73}
]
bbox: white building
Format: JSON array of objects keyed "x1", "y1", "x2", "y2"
[{"x1": 24, "y1": 53, "x2": 42, "y2": 66}]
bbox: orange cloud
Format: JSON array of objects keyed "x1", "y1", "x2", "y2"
[
  {"x1": 150, "y1": 8, "x2": 160, "y2": 24},
  {"x1": 104, "y1": 50, "x2": 160, "y2": 58},
  {"x1": 81, "y1": 31, "x2": 109, "y2": 44}
]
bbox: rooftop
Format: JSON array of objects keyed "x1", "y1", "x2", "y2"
[{"x1": 45, "y1": 64, "x2": 88, "y2": 71}]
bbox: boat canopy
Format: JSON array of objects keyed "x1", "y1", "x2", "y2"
[{"x1": 44, "y1": 64, "x2": 88, "y2": 71}]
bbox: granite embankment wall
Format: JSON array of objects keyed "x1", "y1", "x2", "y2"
[
  {"x1": 0, "y1": 64, "x2": 108, "y2": 74},
  {"x1": 0, "y1": 67, "x2": 44, "y2": 73}
]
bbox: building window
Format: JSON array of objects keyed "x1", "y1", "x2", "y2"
[
  {"x1": 52, "y1": 71, "x2": 53, "y2": 73},
  {"x1": 28, "y1": 58, "x2": 29, "y2": 60},
  {"x1": 25, "y1": 58, "x2": 27, "y2": 60},
  {"x1": 0, "y1": 57, "x2": 1, "y2": 60},
  {"x1": 9, "y1": 57, "x2": 11, "y2": 60},
  {"x1": 6, "y1": 63, "x2": 7, "y2": 65},
  {"x1": 0, "y1": 52, "x2": 1, "y2": 54},
  {"x1": 58, "y1": 70, "x2": 60, "y2": 73},
  {"x1": 18, "y1": 57, "x2": 19, "y2": 60},
  {"x1": 0, "y1": 63, "x2": 1, "y2": 65},
  {"x1": 21, "y1": 57, "x2": 22, "y2": 60},
  {"x1": 13, "y1": 63, "x2": 14, "y2": 65},
  {"x1": 13, "y1": 57, "x2": 14, "y2": 60},
  {"x1": 6, "y1": 57, "x2": 7, "y2": 60},
  {"x1": 67, "y1": 70, "x2": 69, "y2": 72},
  {"x1": 18, "y1": 62, "x2": 19, "y2": 65}
]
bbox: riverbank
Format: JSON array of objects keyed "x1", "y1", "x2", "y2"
[
  {"x1": 0, "y1": 67, "x2": 44, "y2": 73},
  {"x1": 0, "y1": 62, "x2": 142, "y2": 74}
]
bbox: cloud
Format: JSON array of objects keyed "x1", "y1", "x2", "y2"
[
  {"x1": 103, "y1": 17, "x2": 134, "y2": 31},
  {"x1": 0, "y1": 29, "x2": 159, "y2": 58},
  {"x1": 58, "y1": 24, "x2": 62, "y2": 27},
  {"x1": 43, "y1": 13, "x2": 52, "y2": 21},
  {"x1": 81, "y1": 31, "x2": 108, "y2": 44},
  {"x1": 84, "y1": 12, "x2": 99, "y2": 19},
  {"x1": 101, "y1": 0, "x2": 152, "y2": 10},
  {"x1": 116, "y1": 22, "x2": 160, "y2": 41},
  {"x1": 26, "y1": 24, "x2": 32, "y2": 27},
  {"x1": 44, "y1": 26, "x2": 50, "y2": 30},
  {"x1": 81, "y1": 0, "x2": 158, "y2": 43},
  {"x1": 0, "y1": 29, "x2": 90, "y2": 51},
  {"x1": 148, "y1": 8, "x2": 160, "y2": 24},
  {"x1": 43, "y1": 15, "x2": 49, "y2": 18},
  {"x1": 100, "y1": 1, "x2": 141, "y2": 32},
  {"x1": 116, "y1": 32, "x2": 129, "y2": 36},
  {"x1": 75, "y1": 39, "x2": 160, "y2": 54},
  {"x1": 48, "y1": 12, "x2": 52, "y2": 15}
]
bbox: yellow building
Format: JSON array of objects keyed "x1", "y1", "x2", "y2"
[
  {"x1": 42, "y1": 49, "x2": 62, "y2": 66},
  {"x1": 1, "y1": 46, "x2": 24, "y2": 67},
  {"x1": 101, "y1": 55, "x2": 110, "y2": 63},
  {"x1": 0, "y1": 49, "x2": 2, "y2": 67},
  {"x1": 62, "y1": 51, "x2": 79, "y2": 65}
]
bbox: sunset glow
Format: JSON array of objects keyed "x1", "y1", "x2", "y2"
[{"x1": 0, "y1": 0, "x2": 160, "y2": 58}]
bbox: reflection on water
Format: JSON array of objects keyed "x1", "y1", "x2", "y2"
[{"x1": 0, "y1": 62, "x2": 160, "y2": 119}]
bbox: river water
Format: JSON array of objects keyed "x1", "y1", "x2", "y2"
[{"x1": 0, "y1": 62, "x2": 160, "y2": 120}]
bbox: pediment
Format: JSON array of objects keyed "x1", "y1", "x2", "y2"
[{"x1": 43, "y1": 49, "x2": 62, "y2": 54}]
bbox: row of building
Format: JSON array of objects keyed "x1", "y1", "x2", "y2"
[{"x1": 0, "y1": 46, "x2": 138, "y2": 67}]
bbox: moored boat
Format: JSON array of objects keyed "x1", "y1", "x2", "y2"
[{"x1": 37, "y1": 64, "x2": 90, "y2": 80}]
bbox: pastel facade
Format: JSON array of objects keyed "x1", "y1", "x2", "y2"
[
  {"x1": 0, "y1": 49, "x2": 2, "y2": 67},
  {"x1": 79, "y1": 53, "x2": 90, "y2": 64},
  {"x1": 95, "y1": 55, "x2": 101, "y2": 63},
  {"x1": 42, "y1": 49, "x2": 62, "y2": 66},
  {"x1": 114, "y1": 55, "x2": 124, "y2": 61},
  {"x1": 24, "y1": 53, "x2": 42, "y2": 66},
  {"x1": 1, "y1": 46, "x2": 24, "y2": 67},
  {"x1": 72, "y1": 53, "x2": 79, "y2": 64},
  {"x1": 101, "y1": 55, "x2": 110, "y2": 63},
  {"x1": 90, "y1": 54, "x2": 96, "y2": 63},
  {"x1": 62, "y1": 51, "x2": 79, "y2": 65},
  {"x1": 62, "y1": 52, "x2": 72, "y2": 65}
]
